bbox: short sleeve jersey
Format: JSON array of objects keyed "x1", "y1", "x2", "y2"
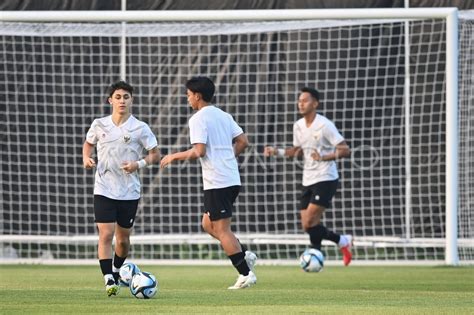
[
  {"x1": 189, "y1": 105, "x2": 243, "y2": 190},
  {"x1": 293, "y1": 114, "x2": 344, "y2": 187},
  {"x1": 86, "y1": 115, "x2": 157, "y2": 200}
]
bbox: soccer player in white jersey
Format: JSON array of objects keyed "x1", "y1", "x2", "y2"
[
  {"x1": 83, "y1": 81, "x2": 160, "y2": 296},
  {"x1": 264, "y1": 87, "x2": 353, "y2": 266},
  {"x1": 160, "y1": 76, "x2": 257, "y2": 289}
]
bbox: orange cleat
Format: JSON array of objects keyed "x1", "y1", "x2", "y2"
[{"x1": 339, "y1": 235, "x2": 353, "y2": 266}]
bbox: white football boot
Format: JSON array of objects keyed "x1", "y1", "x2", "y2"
[{"x1": 228, "y1": 271, "x2": 257, "y2": 290}]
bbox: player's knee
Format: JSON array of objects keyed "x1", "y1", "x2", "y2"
[
  {"x1": 99, "y1": 232, "x2": 114, "y2": 245},
  {"x1": 201, "y1": 220, "x2": 213, "y2": 235},
  {"x1": 115, "y1": 238, "x2": 130, "y2": 250}
]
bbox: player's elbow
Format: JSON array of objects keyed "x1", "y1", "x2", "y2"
[
  {"x1": 340, "y1": 147, "x2": 351, "y2": 158},
  {"x1": 194, "y1": 144, "x2": 206, "y2": 158},
  {"x1": 235, "y1": 134, "x2": 249, "y2": 149}
]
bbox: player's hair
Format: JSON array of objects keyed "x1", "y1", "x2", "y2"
[
  {"x1": 185, "y1": 76, "x2": 215, "y2": 102},
  {"x1": 107, "y1": 80, "x2": 134, "y2": 97},
  {"x1": 301, "y1": 87, "x2": 320, "y2": 102}
]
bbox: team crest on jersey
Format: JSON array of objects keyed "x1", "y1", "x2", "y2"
[
  {"x1": 313, "y1": 130, "x2": 322, "y2": 141},
  {"x1": 123, "y1": 134, "x2": 131, "y2": 144}
]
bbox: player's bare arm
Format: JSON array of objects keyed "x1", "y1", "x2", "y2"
[
  {"x1": 311, "y1": 140, "x2": 351, "y2": 161},
  {"x1": 233, "y1": 133, "x2": 249, "y2": 157},
  {"x1": 263, "y1": 146, "x2": 303, "y2": 158},
  {"x1": 160, "y1": 143, "x2": 206, "y2": 169},
  {"x1": 121, "y1": 146, "x2": 161, "y2": 173},
  {"x1": 82, "y1": 140, "x2": 96, "y2": 169}
]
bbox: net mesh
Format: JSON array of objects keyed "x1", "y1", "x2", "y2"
[{"x1": 1, "y1": 17, "x2": 473, "y2": 263}]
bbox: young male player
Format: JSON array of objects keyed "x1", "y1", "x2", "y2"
[
  {"x1": 83, "y1": 81, "x2": 160, "y2": 296},
  {"x1": 160, "y1": 76, "x2": 257, "y2": 289},
  {"x1": 264, "y1": 87, "x2": 353, "y2": 266}
]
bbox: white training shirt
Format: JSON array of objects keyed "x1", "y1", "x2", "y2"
[
  {"x1": 189, "y1": 105, "x2": 243, "y2": 190},
  {"x1": 293, "y1": 114, "x2": 344, "y2": 187},
  {"x1": 86, "y1": 115, "x2": 157, "y2": 200}
]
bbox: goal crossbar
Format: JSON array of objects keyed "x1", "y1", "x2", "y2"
[{"x1": 0, "y1": 8, "x2": 458, "y2": 22}]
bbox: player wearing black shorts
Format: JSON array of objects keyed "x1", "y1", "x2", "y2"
[
  {"x1": 83, "y1": 81, "x2": 160, "y2": 296},
  {"x1": 264, "y1": 87, "x2": 353, "y2": 266},
  {"x1": 161, "y1": 76, "x2": 257, "y2": 289}
]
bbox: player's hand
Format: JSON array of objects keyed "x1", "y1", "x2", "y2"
[
  {"x1": 83, "y1": 157, "x2": 96, "y2": 169},
  {"x1": 160, "y1": 154, "x2": 174, "y2": 169},
  {"x1": 311, "y1": 150, "x2": 322, "y2": 161},
  {"x1": 263, "y1": 146, "x2": 276, "y2": 157},
  {"x1": 121, "y1": 161, "x2": 138, "y2": 174}
]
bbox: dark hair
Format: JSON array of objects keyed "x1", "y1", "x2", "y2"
[
  {"x1": 301, "y1": 87, "x2": 320, "y2": 102},
  {"x1": 107, "y1": 80, "x2": 134, "y2": 97},
  {"x1": 185, "y1": 77, "x2": 215, "y2": 102}
]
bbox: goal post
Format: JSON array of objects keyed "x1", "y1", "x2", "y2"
[{"x1": 0, "y1": 8, "x2": 471, "y2": 265}]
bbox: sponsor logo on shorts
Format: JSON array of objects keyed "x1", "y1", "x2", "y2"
[
  {"x1": 220, "y1": 209, "x2": 226, "y2": 213},
  {"x1": 315, "y1": 195, "x2": 320, "y2": 200}
]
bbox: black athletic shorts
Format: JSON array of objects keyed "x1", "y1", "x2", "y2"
[
  {"x1": 94, "y1": 195, "x2": 139, "y2": 228},
  {"x1": 203, "y1": 185, "x2": 240, "y2": 221},
  {"x1": 300, "y1": 179, "x2": 338, "y2": 210}
]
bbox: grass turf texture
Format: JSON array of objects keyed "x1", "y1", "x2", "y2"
[{"x1": 0, "y1": 265, "x2": 472, "y2": 314}]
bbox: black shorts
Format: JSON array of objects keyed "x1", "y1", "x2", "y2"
[
  {"x1": 203, "y1": 185, "x2": 240, "y2": 221},
  {"x1": 94, "y1": 195, "x2": 139, "y2": 228},
  {"x1": 300, "y1": 179, "x2": 338, "y2": 210}
]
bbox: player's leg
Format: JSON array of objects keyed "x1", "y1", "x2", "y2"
[
  {"x1": 203, "y1": 186, "x2": 256, "y2": 289},
  {"x1": 113, "y1": 199, "x2": 139, "y2": 283},
  {"x1": 94, "y1": 195, "x2": 120, "y2": 296},
  {"x1": 202, "y1": 212, "x2": 256, "y2": 272},
  {"x1": 211, "y1": 217, "x2": 257, "y2": 289},
  {"x1": 201, "y1": 213, "x2": 218, "y2": 239},
  {"x1": 113, "y1": 225, "x2": 131, "y2": 281},
  {"x1": 301, "y1": 181, "x2": 352, "y2": 265},
  {"x1": 97, "y1": 222, "x2": 120, "y2": 296}
]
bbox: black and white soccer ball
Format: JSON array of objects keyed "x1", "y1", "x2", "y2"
[
  {"x1": 130, "y1": 271, "x2": 158, "y2": 299},
  {"x1": 299, "y1": 248, "x2": 324, "y2": 272},
  {"x1": 118, "y1": 262, "x2": 141, "y2": 287}
]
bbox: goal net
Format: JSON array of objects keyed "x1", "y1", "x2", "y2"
[{"x1": 1, "y1": 9, "x2": 473, "y2": 264}]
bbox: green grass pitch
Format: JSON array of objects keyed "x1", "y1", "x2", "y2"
[{"x1": 0, "y1": 264, "x2": 473, "y2": 314}]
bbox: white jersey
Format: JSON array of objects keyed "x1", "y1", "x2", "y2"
[
  {"x1": 293, "y1": 114, "x2": 344, "y2": 187},
  {"x1": 189, "y1": 105, "x2": 243, "y2": 190},
  {"x1": 86, "y1": 115, "x2": 157, "y2": 200}
]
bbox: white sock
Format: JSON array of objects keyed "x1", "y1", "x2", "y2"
[{"x1": 338, "y1": 235, "x2": 348, "y2": 247}]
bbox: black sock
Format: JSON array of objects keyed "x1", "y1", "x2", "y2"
[
  {"x1": 113, "y1": 253, "x2": 127, "y2": 269},
  {"x1": 99, "y1": 259, "x2": 113, "y2": 276},
  {"x1": 228, "y1": 252, "x2": 250, "y2": 276},
  {"x1": 307, "y1": 224, "x2": 341, "y2": 249},
  {"x1": 237, "y1": 239, "x2": 248, "y2": 253},
  {"x1": 112, "y1": 254, "x2": 126, "y2": 282},
  {"x1": 306, "y1": 225, "x2": 325, "y2": 250},
  {"x1": 325, "y1": 229, "x2": 340, "y2": 244}
]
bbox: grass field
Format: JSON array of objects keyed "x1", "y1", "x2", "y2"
[{"x1": 0, "y1": 264, "x2": 473, "y2": 314}]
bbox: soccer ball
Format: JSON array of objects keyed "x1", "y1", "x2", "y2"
[
  {"x1": 118, "y1": 262, "x2": 140, "y2": 287},
  {"x1": 299, "y1": 248, "x2": 324, "y2": 272},
  {"x1": 130, "y1": 271, "x2": 158, "y2": 299}
]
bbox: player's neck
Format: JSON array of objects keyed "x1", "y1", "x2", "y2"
[
  {"x1": 303, "y1": 111, "x2": 317, "y2": 127},
  {"x1": 196, "y1": 101, "x2": 210, "y2": 111},
  {"x1": 111, "y1": 112, "x2": 131, "y2": 126}
]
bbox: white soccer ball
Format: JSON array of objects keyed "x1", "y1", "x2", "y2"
[
  {"x1": 130, "y1": 271, "x2": 158, "y2": 299},
  {"x1": 299, "y1": 248, "x2": 324, "y2": 272},
  {"x1": 118, "y1": 262, "x2": 141, "y2": 287}
]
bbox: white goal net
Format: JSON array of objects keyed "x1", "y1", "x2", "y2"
[{"x1": 1, "y1": 9, "x2": 473, "y2": 264}]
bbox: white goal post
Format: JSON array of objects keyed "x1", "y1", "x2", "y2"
[{"x1": 1, "y1": 8, "x2": 471, "y2": 266}]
